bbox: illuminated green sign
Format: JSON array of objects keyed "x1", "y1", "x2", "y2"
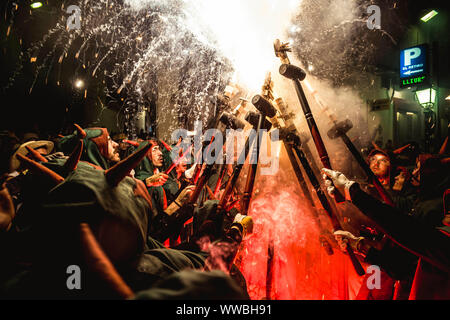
[{"x1": 401, "y1": 75, "x2": 427, "y2": 86}]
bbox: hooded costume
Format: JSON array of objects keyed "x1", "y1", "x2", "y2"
[
  {"x1": 132, "y1": 139, "x2": 185, "y2": 242},
  {"x1": 354, "y1": 145, "x2": 419, "y2": 299},
  {"x1": 133, "y1": 269, "x2": 247, "y2": 300},
  {"x1": 57, "y1": 127, "x2": 112, "y2": 170},
  {"x1": 346, "y1": 155, "x2": 450, "y2": 299},
  {"x1": 0, "y1": 142, "x2": 220, "y2": 299}
]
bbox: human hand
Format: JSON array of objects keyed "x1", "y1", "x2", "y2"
[
  {"x1": 321, "y1": 168, "x2": 355, "y2": 200},
  {"x1": 146, "y1": 173, "x2": 168, "y2": 187},
  {"x1": 175, "y1": 185, "x2": 196, "y2": 206},
  {"x1": 333, "y1": 230, "x2": 364, "y2": 254},
  {"x1": 164, "y1": 185, "x2": 196, "y2": 216}
]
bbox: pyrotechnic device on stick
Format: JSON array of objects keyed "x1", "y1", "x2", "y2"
[
  {"x1": 327, "y1": 120, "x2": 394, "y2": 206},
  {"x1": 274, "y1": 38, "x2": 365, "y2": 276},
  {"x1": 219, "y1": 111, "x2": 246, "y2": 130},
  {"x1": 275, "y1": 40, "x2": 346, "y2": 204},
  {"x1": 254, "y1": 93, "x2": 335, "y2": 257}
]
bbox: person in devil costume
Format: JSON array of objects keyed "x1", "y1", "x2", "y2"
[
  {"x1": 0, "y1": 137, "x2": 248, "y2": 299},
  {"x1": 322, "y1": 152, "x2": 450, "y2": 300},
  {"x1": 131, "y1": 139, "x2": 197, "y2": 244},
  {"x1": 57, "y1": 124, "x2": 120, "y2": 170},
  {"x1": 340, "y1": 143, "x2": 419, "y2": 299}
]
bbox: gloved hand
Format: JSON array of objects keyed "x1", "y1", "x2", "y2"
[
  {"x1": 176, "y1": 185, "x2": 196, "y2": 205},
  {"x1": 0, "y1": 183, "x2": 15, "y2": 231},
  {"x1": 44, "y1": 152, "x2": 67, "y2": 161},
  {"x1": 164, "y1": 185, "x2": 196, "y2": 216},
  {"x1": 333, "y1": 230, "x2": 366, "y2": 257},
  {"x1": 146, "y1": 172, "x2": 169, "y2": 187},
  {"x1": 321, "y1": 168, "x2": 355, "y2": 201},
  {"x1": 232, "y1": 213, "x2": 254, "y2": 238}
]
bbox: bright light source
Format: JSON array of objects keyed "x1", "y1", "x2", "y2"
[
  {"x1": 30, "y1": 2, "x2": 43, "y2": 9},
  {"x1": 421, "y1": 10, "x2": 438, "y2": 22},
  {"x1": 415, "y1": 87, "x2": 436, "y2": 108},
  {"x1": 308, "y1": 65, "x2": 314, "y2": 72},
  {"x1": 445, "y1": 95, "x2": 450, "y2": 101},
  {"x1": 75, "y1": 79, "x2": 84, "y2": 89},
  {"x1": 406, "y1": 112, "x2": 415, "y2": 116}
]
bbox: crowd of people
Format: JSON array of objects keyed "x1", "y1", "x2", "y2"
[
  {"x1": 325, "y1": 137, "x2": 449, "y2": 299},
  {"x1": 0, "y1": 125, "x2": 251, "y2": 299},
  {"x1": 0, "y1": 122, "x2": 448, "y2": 300}
]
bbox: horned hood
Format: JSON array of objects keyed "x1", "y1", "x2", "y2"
[{"x1": 57, "y1": 127, "x2": 111, "y2": 169}]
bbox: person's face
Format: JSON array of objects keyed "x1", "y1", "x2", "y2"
[
  {"x1": 151, "y1": 145, "x2": 163, "y2": 167},
  {"x1": 107, "y1": 136, "x2": 120, "y2": 163},
  {"x1": 392, "y1": 171, "x2": 406, "y2": 191},
  {"x1": 369, "y1": 154, "x2": 390, "y2": 177}
]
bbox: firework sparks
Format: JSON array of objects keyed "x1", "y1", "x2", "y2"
[{"x1": 6, "y1": 0, "x2": 305, "y2": 138}]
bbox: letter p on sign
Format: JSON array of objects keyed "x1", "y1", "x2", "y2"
[{"x1": 404, "y1": 48, "x2": 421, "y2": 66}]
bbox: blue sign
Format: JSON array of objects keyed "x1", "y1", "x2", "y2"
[{"x1": 400, "y1": 44, "x2": 428, "y2": 79}]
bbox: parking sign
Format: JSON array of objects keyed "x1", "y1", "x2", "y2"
[{"x1": 400, "y1": 44, "x2": 429, "y2": 88}]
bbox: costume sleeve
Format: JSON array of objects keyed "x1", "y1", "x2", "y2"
[
  {"x1": 364, "y1": 243, "x2": 418, "y2": 280},
  {"x1": 349, "y1": 183, "x2": 450, "y2": 273}
]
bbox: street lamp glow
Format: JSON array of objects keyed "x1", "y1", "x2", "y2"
[
  {"x1": 415, "y1": 88, "x2": 436, "y2": 108},
  {"x1": 421, "y1": 10, "x2": 438, "y2": 22},
  {"x1": 30, "y1": 2, "x2": 43, "y2": 9},
  {"x1": 75, "y1": 79, "x2": 84, "y2": 89}
]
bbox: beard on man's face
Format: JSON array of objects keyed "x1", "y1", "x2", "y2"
[{"x1": 109, "y1": 150, "x2": 121, "y2": 163}]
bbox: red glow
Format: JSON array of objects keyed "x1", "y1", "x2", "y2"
[{"x1": 238, "y1": 146, "x2": 364, "y2": 300}]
